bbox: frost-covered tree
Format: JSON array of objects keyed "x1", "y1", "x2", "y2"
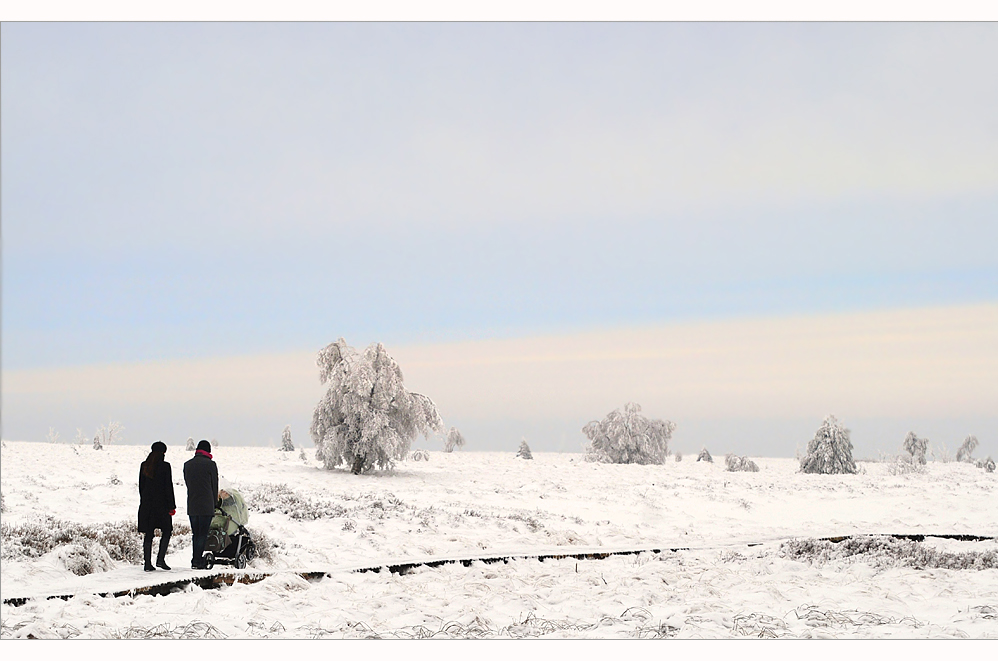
[
  {"x1": 956, "y1": 435, "x2": 978, "y2": 463},
  {"x1": 92, "y1": 420, "x2": 123, "y2": 451},
  {"x1": 310, "y1": 338, "x2": 444, "y2": 474},
  {"x1": 725, "y1": 454, "x2": 760, "y2": 472},
  {"x1": 697, "y1": 447, "x2": 713, "y2": 463},
  {"x1": 74, "y1": 428, "x2": 88, "y2": 447},
  {"x1": 185, "y1": 437, "x2": 196, "y2": 451},
  {"x1": 583, "y1": 403, "x2": 675, "y2": 464},
  {"x1": 281, "y1": 425, "x2": 294, "y2": 452},
  {"x1": 903, "y1": 432, "x2": 928, "y2": 465},
  {"x1": 800, "y1": 415, "x2": 856, "y2": 474},
  {"x1": 444, "y1": 427, "x2": 466, "y2": 453},
  {"x1": 517, "y1": 439, "x2": 533, "y2": 460},
  {"x1": 46, "y1": 427, "x2": 60, "y2": 444}
]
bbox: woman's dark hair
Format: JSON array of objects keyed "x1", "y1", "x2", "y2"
[{"x1": 141, "y1": 442, "x2": 167, "y2": 479}]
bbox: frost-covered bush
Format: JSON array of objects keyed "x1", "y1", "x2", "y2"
[
  {"x1": 0, "y1": 517, "x2": 151, "y2": 568},
  {"x1": 885, "y1": 453, "x2": 925, "y2": 476},
  {"x1": 411, "y1": 449, "x2": 430, "y2": 461},
  {"x1": 675, "y1": 452, "x2": 683, "y2": 462},
  {"x1": 185, "y1": 436, "x2": 196, "y2": 451},
  {"x1": 55, "y1": 542, "x2": 115, "y2": 576},
  {"x1": 245, "y1": 483, "x2": 347, "y2": 520},
  {"x1": 45, "y1": 427, "x2": 60, "y2": 444},
  {"x1": 310, "y1": 338, "x2": 444, "y2": 474},
  {"x1": 799, "y1": 415, "x2": 856, "y2": 474},
  {"x1": 957, "y1": 435, "x2": 978, "y2": 463},
  {"x1": 977, "y1": 457, "x2": 996, "y2": 473},
  {"x1": 92, "y1": 420, "x2": 123, "y2": 451},
  {"x1": 725, "y1": 454, "x2": 759, "y2": 472},
  {"x1": 582, "y1": 403, "x2": 675, "y2": 464},
  {"x1": 444, "y1": 427, "x2": 466, "y2": 453},
  {"x1": 780, "y1": 535, "x2": 998, "y2": 571},
  {"x1": 697, "y1": 447, "x2": 713, "y2": 463},
  {"x1": 280, "y1": 425, "x2": 294, "y2": 452},
  {"x1": 517, "y1": 439, "x2": 533, "y2": 460},
  {"x1": 902, "y1": 431, "x2": 928, "y2": 465}
]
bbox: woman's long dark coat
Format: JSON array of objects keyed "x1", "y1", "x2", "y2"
[{"x1": 138, "y1": 462, "x2": 177, "y2": 534}]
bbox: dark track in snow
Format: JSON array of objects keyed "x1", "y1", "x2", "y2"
[{"x1": 3, "y1": 533, "x2": 993, "y2": 608}]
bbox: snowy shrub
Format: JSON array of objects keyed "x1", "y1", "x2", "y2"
[
  {"x1": 310, "y1": 338, "x2": 444, "y2": 474},
  {"x1": 902, "y1": 431, "x2": 928, "y2": 465},
  {"x1": 675, "y1": 452, "x2": 683, "y2": 462},
  {"x1": 73, "y1": 428, "x2": 88, "y2": 447},
  {"x1": 957, "y1": 435, "x2": 978, "y2": 463},
  {"x1": 54, "y1": 541, "x2": 115, "y2": 576},
  {"x1": 411, "y1": 449, "x2": 430, "y2": 461},
  {"x1": 185, "y1": 436, "x2": 196, "y2": 451},
  {"x1": 799, "y1": 415, "x2": 856, "y2": 474},
  {"x1": 582, "y1": 403, "x2": 675, "y2": 465},
  {"x1": 0, "y1": 517, "x2": 148, "y2": 567},
  {"x1": 444, "y1": 427, "x2": 466, "y2": 452},
  {"x1": 780, "y1": 535, "x2": 998, "y2": 571},
  {"x1": 92, "y1": 420, "x2": 123, "y2": 451},
  {"x1": 885, "y1": 453, "x2": 926, "y2": 476},
  {"x1": 517, "y1": 439, "x2": 532, "y2": 460},
  {"x1": 245, "y1": 483, "x2": 348, "y2": 520},
  {"x1": 280, "y1": 425, "x2": 294, "y2": 452},
  {"x1": 725, "y1": 454, "x2": 759, "y2": 472},
  {"x1": 697, "y1": 447, "x2": 713, "y2": 463},
  {"x1": 299, "y1": 449, "x2": 308, "y2": 462},
  {"x1": 45, "y1": 427, "x2": 60, "y2": 444},
  {"x1": 977, "y1": 457, "x2": 996, "y2": 473}
]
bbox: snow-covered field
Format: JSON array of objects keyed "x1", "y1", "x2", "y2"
[{"x1": 1, "y1": 441, "x2": 996, "y2": 639}]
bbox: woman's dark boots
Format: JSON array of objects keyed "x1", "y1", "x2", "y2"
[
  {"x1": 143, "y1": 534, "x2": 156, "y2": 571},
  {"x1": 156, "y1": 531, "x2": 172, "y2": 570}
]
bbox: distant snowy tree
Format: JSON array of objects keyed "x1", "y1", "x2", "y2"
[
  {"x1": 697, "y1": 447, "x2": 713, "y2": 463},
  {"x1": 583, "y1": 403, "x2": 675, "y2": 465},
  {"x1": 956, "y1": 435, "x2": 978, "y2": 463},
  {"x1": 903, "y1": 432, "x2": 928, "y2": 465},
  {"x1": 92, "y1": 420, "x2": 123, "y2": 451},
  {"x1": 444, "y1": 427, "x2": 466, "y2": 453},
  {"x1": 517, "y1": 439, "x2": 533, "y2": 460},
  {"x1": 725, "y1": 454, "x2": 759, "y2": 472},
  {"x1": 74, "y1": 428, "x2": 88, "y2": 447},
  {"x1": 280, "y1": 425, "x2": 294, "y2": 452},
  {"x1": 186, "y1": 437, "x2": 196, "y2": 451},
  {"x1": 310, "y1": 338, "x2": 444, "y2": 474},
  {"x1": 46, "y1": 427, "x2": 60, "y2": 444},
  {"x1": 675, "y1": 452, "x2": 683, "y2": 462},
  {"x1": 799, "y1": 415, "x2": 856, "y2": 474}
]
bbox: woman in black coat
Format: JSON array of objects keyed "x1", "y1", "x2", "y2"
[{"x1": 138, "y1": 441, "x2": 177, "y2": 571}]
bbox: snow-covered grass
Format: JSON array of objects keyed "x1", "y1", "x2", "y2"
[{"x1": 1, "y1": 441, "x2": 996, "y2": 638}]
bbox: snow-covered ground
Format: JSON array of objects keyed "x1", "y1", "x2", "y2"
[{"x1": 1, "y1": 441, "x2": 996, "y2": 638}]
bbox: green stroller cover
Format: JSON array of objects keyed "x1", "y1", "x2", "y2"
[{"x1": 210, "y1": 488, "x2": 249, "y2": 536}]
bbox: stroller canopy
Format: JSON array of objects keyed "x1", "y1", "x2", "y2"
[{"x1": 218, "y1": 488, "x2": 249, "y2": 527}]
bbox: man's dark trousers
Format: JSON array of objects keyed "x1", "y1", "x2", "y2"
[{"x1": 189, "y1": 515, "x2": 213, "y2": 568}]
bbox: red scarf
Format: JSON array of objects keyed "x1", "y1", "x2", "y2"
[{"x1": 196, "y1": 449, "x2": 213, "y2": 460}]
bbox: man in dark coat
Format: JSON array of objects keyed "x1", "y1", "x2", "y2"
[
  {"x1": 183, "y1": 440, "x2": 219, "y2": 569},
  {"x1": 138, "y1": 441, "x2": 176, "y2": 571}
]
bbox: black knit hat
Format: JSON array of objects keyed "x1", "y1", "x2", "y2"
[
  {"x1": 151, "y1": 441, "x2": 167, "y2": 453},
  {"x1": 196, "y1": 440, "x2": 211, "y2": 453}
]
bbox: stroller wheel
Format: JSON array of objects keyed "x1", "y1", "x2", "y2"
[
  {"x1": 245, "y1": 543, "x2": 256, "y2": 561},
  {"x1": 203, "y1": 552, "x2": 215, "y2": 570},
  {"x1": 234, "y1": 553, "x2": 247, "y2": 569}
]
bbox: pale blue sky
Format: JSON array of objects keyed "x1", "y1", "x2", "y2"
[{"x1": 3, "y1": 22, "x2": 996, "y2": 453}]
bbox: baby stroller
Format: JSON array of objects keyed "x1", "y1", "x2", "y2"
[{"x1": 202, "y1": 488, "x2": 256, "y2": 570}]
